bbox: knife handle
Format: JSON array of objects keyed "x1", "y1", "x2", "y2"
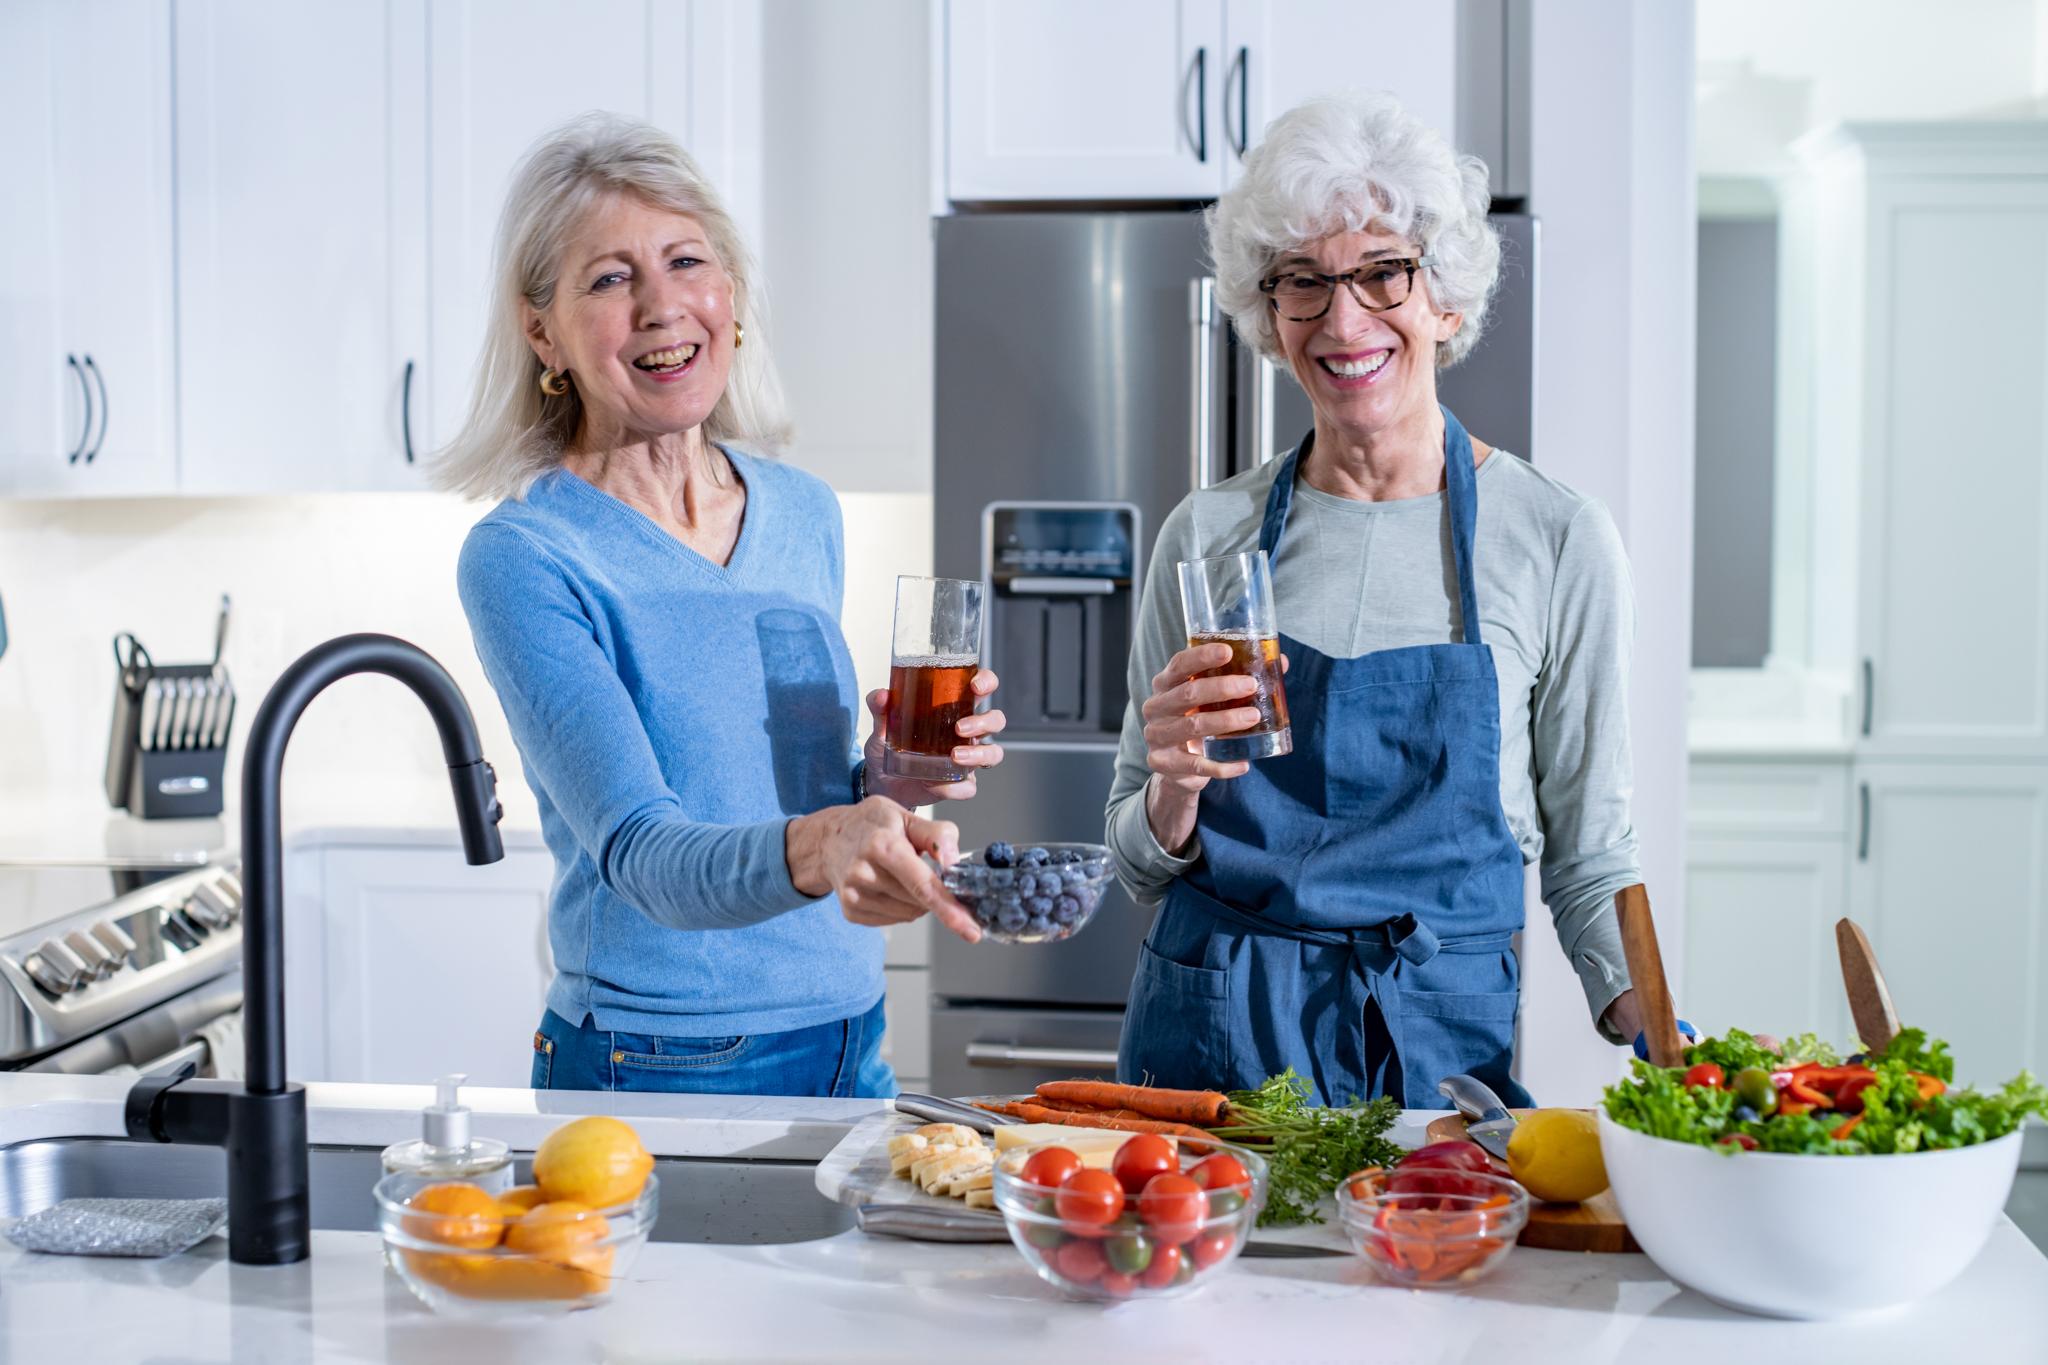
[{"x1": 1438, "y1": 1074, "x2": 1511, "y2": 1127}]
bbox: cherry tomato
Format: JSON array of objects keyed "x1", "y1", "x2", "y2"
[
  {"x1": 1024, "y1": 1195, "x2": 1067, "y2": 1250},
  {"x1": 1021, "y1": 1146, "x2": 1084, "y2": 1189},
  {"x1": 1189, "y1": 1152, "x2": 1251, "y2": 1194},
  {"x1": 1138, "y1": 1241, "x2": 1183, "y2": 1289},
  {"x1": 1111, "y1": 1134, "x2": 1177, "y2": 1198},
  {"x1": 1099, "y1": 1270, "x2": 1137, "y2": 1297},
  {"x1": 1717, "y1": 1132, "x2": 1760, "y2": 1151},
  {"x1": 1683, "y1": 1062, "x2": 1726, "y2": 1089},
  {"x1": 1188, "y1": 1228, "x2": 1235, "y2": 1269},
  {"x1": 1055, "y1": 1168, "x2": 1125, "y2": 1229},
  {"x1": 1105, "y1": 1228, "x2": 1153, "y2": 1275},
  {"x1": 1137, "y1": 1173, "x2": 1207, "y2": 1246},
  {"x1": 1388, "y1": 1140, "x2": 1494, "y2": 1201},
  {"x1": 1053, "y1": 1236, "x2": 1107, "y2": 1283}
]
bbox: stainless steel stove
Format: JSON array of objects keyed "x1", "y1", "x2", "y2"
[{"x1": 0, "y1": 858, "x2": 245, "y2": 1076}]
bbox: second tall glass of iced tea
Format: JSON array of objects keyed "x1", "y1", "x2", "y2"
[
  {"x1": 882, "y1": 575, "x2": 984, "y2": 781},
  {"x1": 1177, "y1": 549, "x2": 1292, "y2": 762}
]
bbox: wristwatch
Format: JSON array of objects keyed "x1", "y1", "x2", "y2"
[{"x1": 851, "y1": 759, "x2": 868, "y2": 804}]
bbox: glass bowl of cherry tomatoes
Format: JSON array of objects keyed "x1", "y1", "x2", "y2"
[
  {"x1": 1335, "y1": 1142, "x2": 1530, "y2": 1289},
  {"x1": 990, "y1": 1132, "x2": 1267, "y2": 1300}
]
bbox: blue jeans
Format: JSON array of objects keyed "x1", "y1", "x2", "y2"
[{"x1": 531, "y1": 997, "x2": 897, "y2": 1098}]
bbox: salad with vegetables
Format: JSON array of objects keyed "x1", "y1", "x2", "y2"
[{"x1": 1603, "y1": 1027, "x2": 2047, "y2": 1155}]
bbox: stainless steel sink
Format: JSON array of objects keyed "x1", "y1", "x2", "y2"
[{"x1": 0, "y1": 1139, "x2": 855, "y2": 1245}]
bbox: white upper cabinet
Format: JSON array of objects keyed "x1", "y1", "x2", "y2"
[
  {"x1": 173, "y1": 1, "x2": 430, "y2": 495},
  {"x1": 423, "y1": 0, "x2": 762, "y2": 452},
  {"x1": 0, "y1": 0, "x2": 177, "y2": 498},
  {"x1": 944, "y1": 0, "x2": 1464, "y2": 203},
  {"x1": 1221, "y1": 0, "x2": 1457, "y2": 185},
  {"x1": 1796, "y1": 126, "x2": 2048, "y2": 757},
  {"x1": 946, "y1": 0, "x2": 1226, "y2": 201}
]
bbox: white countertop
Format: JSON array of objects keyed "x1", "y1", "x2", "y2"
[{"x1": 1, "y1": 1076, "x2": 2044, "y2": 1361}]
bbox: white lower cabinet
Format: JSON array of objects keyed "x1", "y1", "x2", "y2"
[
  {"x1": 1848, "y1": 762, "x2": 2048, "y2": 1085},
  {"x1": 1684, "y1": 835, "x2": 1850, "y2": 1045},
  {"x1": 286, "y1": 833, "x2": 555, "y2": 1088}
]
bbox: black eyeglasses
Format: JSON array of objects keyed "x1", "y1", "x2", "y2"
[{"x1": 1258, "y1": 255, "x2": 1436, "y2": 321}]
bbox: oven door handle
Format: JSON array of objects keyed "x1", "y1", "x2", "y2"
[
  {"x1": 137, "y1": 1037, "x2": 210, "y2": 1079},
  {"x1": 965, "y1": 1042, "x2": 1120, "y2": 1071}
]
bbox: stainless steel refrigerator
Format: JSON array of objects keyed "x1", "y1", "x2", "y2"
[{"x1": 928, "y1": 211, "x2": 1538, "y2": 1097}]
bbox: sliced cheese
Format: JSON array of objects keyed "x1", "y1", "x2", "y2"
[
  {"x1": 962, "y1": 1188, "x2": 996, "y2": 1211},
  {"x1": 991, "y1": 1125, "x2": 1173, "y2": 1170},
  {"x1": 912, "y1": 1122, "x2": 983, "y2": 1147},
  {"x1": 919, "y1": 1147, "x2": 990, "y2": 1194}
]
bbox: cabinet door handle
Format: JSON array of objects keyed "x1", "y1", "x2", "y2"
[
  {"x1": 1184, "y1": 47, "x2": 1208, "y2": 163},
  {"x1": 1227, "y1": 45, "x2": 1249, "y2": 156},
  {"x1": 64, "y1": 354, "x2": 93, "y2": 465},
  {"x1": 401, "y1": 359, "x2": 417, "y2": 464},
  {"x1": 82, "y1": 354, "x2": 108, "y2": 463},
  {"x1": 1857, "y1": 782, "x2": 1871, "y2": 861},
  {"x1": 1860, "y1": 658, "x2": 1874, "y2": 737}
]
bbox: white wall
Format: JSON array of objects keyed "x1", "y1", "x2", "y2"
[
  {"x1": 1697, "y1": 0, "x2": 2048, "y2": 177},
  {"x1": 0, "y1": 490, "x2": 928, "y2": 836},
  {"x1": 1515, "y1": 0, "x2": 1698, "y2": 1107},
  {"x1": 759, "y1": 0, "x2": 934, "y2": 496}
]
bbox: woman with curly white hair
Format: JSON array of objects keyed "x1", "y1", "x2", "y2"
[
  {"x1": 1109, "y1": 93, "x2": 1644, "y2": 1107},
  {"x1": 439, "y1": 114, "x2": 1004, "y2": 1097}
]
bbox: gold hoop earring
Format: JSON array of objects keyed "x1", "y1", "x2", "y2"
[
  {"x1": 734, "y1": 322, "x2": 744, "y2": 351},
  {"x1": 538, "y1": 367, "x2": 570, "y2": 397}
]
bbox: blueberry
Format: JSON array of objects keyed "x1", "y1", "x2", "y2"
[
  {"x1": 995, "y1": 901, "x2": 1028, "y2": 933},
  {"x1": 1053, "y1": 893, "x2": 1083, "y2": 924},
  {"x1": 1734, "y1": 1104, "x2": 1760, "y2": 1123},
  {"x1": 1025, "y1": 913, "x2": 1055, "y2": 937},
  {"x1": 1022, "y1": 846, "x2": 1052, "y2": 867},
  {"x1": 1059, "y1": 865, "x2": 1089, "y2": 887},
  {"x1": 984, "y1": 841, "x2": 1016, "y2": 869},
  {"x1": 1053, "y1": 848, "x2": 1083, "y2": 865},
  {"x1": 1026, "y1": 895, "x2": 1055, "y2": 918},
  {"x1": 987, "y1": 868, "x2": 1016, "y2": 891}
]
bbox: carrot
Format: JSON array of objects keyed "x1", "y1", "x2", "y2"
[
  {"x1": 972, "y1": 1101, "x2": 1212, "y2": 1140},
  {"x1": 1032, "y1": 1081, "x2": 1231, "y2": 1127},
  {"x1": 1832, "y1": 1113, "x2": 1864, "y2": 1140}
]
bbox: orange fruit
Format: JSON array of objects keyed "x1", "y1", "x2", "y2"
[
  {"x1": 444, "y1": 1256, "x2": 601, "y2": 1301},
  {"x1": 532, "y1": 1116, "x2": 653, "y2": 1208},
  {"x1": 504, "y1": 1200, "x2": 615, "y2": 1296},
  {"x1": 402, "y1": 1182, "x2": 504, "y2": 1249},
  {"x1": 496, "y1": 1184, "x2": 547, "y2": 1219}
]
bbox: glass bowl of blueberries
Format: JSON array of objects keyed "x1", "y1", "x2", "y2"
[{"x1": 941, "y1": 842, "x2": 1114, "y2": 944}]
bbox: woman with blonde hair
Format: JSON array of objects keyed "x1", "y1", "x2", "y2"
[{"x1": 441, "y1": 114, "x2": 1003, "y2": 1097}]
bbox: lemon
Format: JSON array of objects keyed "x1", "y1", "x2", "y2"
[
  {"x1": 1505, "y1": 1108, "x2": 1608, "y2": 1203},
  {"x1": 532, "y1": 1116, "x2": 654, "y2": 1209}
]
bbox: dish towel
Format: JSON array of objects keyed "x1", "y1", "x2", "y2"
[
  {"x1": 197, "y1": 1011, "x2": 244, "y2": 1082},
  {"x1": 5, "y1": 1198, "x2": 226, "y2": 1257}
]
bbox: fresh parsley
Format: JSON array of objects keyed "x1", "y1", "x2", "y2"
[{"x1": 1208, "y1": 1070, "x2": 1402, "y2": 1226}]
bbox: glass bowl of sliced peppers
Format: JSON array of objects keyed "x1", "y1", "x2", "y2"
[{"x1": 1335, "y1": 1167, "x2": 1529, "y2": 1288}]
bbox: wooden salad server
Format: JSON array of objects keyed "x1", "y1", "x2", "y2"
[
  {"x1": 1615, "y1": 884, "x2": 1687, "y2": 1068},
  {"x1": 1835, "y1": 917, "x2": 1901, "y2": 1054}
]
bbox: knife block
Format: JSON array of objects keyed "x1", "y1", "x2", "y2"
[{"x1": 104, "y1": 658, "x2": 231, "y2": 820}]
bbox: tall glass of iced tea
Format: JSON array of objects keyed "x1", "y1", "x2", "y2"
[
  {"x1": 1176, "y1": 550, "x2": 1292, "y2": 762},
  {"x1": 882, "y1": 575, "x2": 984, "y2": 781}
]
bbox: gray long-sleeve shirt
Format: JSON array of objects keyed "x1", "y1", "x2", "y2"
[{"x1": 1105, "y1": 448, "x2": 1640, "y2": 1036}]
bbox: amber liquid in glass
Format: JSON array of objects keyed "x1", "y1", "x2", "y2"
[
  {"x1": 1188, "y1": 632, "x2": 1292, "y2": 759},
  {"x1": 884, "y1": 655, "x2": 977, "y2": 777}
]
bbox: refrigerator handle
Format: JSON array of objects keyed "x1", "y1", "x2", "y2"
[
  {"x1": 966, "y1": 1042, "x2": 1120, "y2": 1071},
  {"x1": 1189, "y1": 277, "x2": 1218, "y2": 490},
  {"x1": 1252, "y1": 353, "x2": 1279, "y2": 467}
]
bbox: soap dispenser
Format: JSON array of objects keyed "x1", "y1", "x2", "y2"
[{"x1": 382, "y1": 1073, "x2": 512, "y2": 1192}]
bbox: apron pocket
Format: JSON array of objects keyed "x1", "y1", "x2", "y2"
[
  {"x1": 1393, "y1": 988, "x2": 1519, "y2": 1109},
  {"x1": 1118, "y1": 941, "x2": 1233, "y2": 1090}
]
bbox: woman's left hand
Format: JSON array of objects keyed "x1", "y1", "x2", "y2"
[{"x1": 862, "y1": 668, "x2": 1006, "y2": 804}]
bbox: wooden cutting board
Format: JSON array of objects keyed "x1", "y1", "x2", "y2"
[{"x1": 1423, "y1": 1110, "x2": 1638, "y2": 1253}]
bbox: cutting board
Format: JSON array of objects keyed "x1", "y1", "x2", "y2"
[{"x1": 1424, "y1": 1110, "x2": 1638, "y2": 1254}]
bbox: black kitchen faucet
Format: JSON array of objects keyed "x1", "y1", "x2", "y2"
[{"x1": 124, "y1": 634, "x2": 505, "y2": 1265}]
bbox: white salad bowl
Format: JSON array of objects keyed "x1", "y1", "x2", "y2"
[{"x1": 1599, "y1": 1111, "x2": 2021, "y2": 1319}]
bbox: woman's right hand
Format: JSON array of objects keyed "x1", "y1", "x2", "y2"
[
  {"x1": 785, "y1": 797, "x2": 982, "y2": 943},
  {"x1": 1140, "y1": 641, "x2": 1264, "y2": 855}
]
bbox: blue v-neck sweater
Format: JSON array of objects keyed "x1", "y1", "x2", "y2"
[{"x1": 456, "y1": 452, "x2": 881, "y2": 1036}]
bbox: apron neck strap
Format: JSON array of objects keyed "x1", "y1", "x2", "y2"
[{"x1": 1257, "y1": 409, "x2": 1485, "y2": 643}]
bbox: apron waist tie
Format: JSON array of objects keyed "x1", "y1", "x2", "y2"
[{"x1": 1173, "y1": 877, "x2": 1512, "y2": 968}]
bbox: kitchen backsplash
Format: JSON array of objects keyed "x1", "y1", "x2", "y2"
[{"x1": 0, "y1": 487, "x2": 931, "y2": 833}]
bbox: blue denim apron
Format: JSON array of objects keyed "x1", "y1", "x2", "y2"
[{"x1": 1118, "y1": 406, "x2": 1533, "y2": 1110}]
